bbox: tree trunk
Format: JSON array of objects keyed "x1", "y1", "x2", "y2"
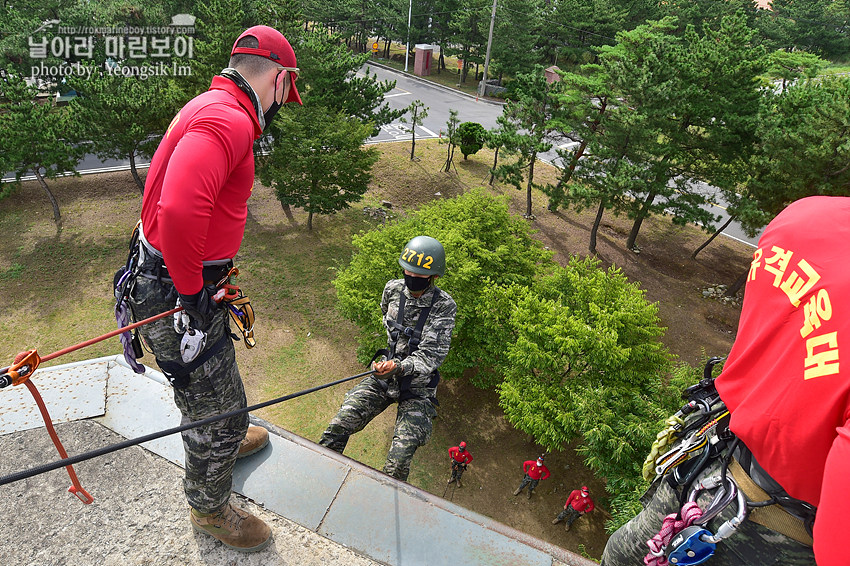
[
  {"x1": 307, "y1": 210, "x2": 313, "y2": 231},
  {"x1": 525, "y1": 158, "x2": 535, "y2": 218},
  {"x1": 589, "y1": 198, "x2": 606, "y2": 255},
  {"x1": 626, "y1": 190, "x2": 656, "y2": 250},
  {"x1": 443, "y1": 142, "x2": 453, "y2": 172},
  {"x1": 692, "y1": 215, "x2": 735, "y2": 259},
  {"x1": 280, "y1": 202, "x2": 296, "y2": 224},
  {"x1": 726, "y1": 268, "x2": 747, "y2": 297},
  {"x1": 129, "y1": 151, "x2": 144, "y2": 194},
  {"x1": 34, "y1": 168, "x2": 61, "y2": 223},
  {"x1": 410, "y1": 107, "x2": 417, "y2": 159},
  {"x1": 489, "y1": 147, "x2": 499, "y2": 185}
]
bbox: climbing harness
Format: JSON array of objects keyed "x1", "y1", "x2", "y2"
[
  {"x1": 113, "y1": 221, "x2": 257, "y2": 388},
  {"x1": 642, "y1": 357, "x2": 816, "y2": 565},
  {"x1": 370, "y1": 288, "x2": 442, "y2": 403}
]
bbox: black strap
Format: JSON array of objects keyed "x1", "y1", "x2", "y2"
[
  {"x1": 155, "y1": 333, "x2": 229, "y2": 389},
  {"x1": 386, "y1": 289, "x2": 441, "y2": 359}
]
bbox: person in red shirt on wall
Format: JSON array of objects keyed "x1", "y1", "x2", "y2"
[
  {"x1": 447, "y1": 441, "x2": 473, "y2": 487},
  {"x1": 513, "y1": 455, "x2": 550, "y2": 499},
  {"x1": 128, "y1": 26, "x2": 302, "y2": 553},
  {"x1": 603, "y1": 196, "x2": 849, "y2": 565},
  {"x1": 553, "y1": 486, "x2": 595, "y2": 531}
]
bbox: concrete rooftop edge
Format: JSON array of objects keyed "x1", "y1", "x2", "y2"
[{"x1": 1, "y1": 355, "x2": 597, "y2": 566}]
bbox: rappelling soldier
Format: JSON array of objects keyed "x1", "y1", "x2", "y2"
[{"x1": 319, "y1": 236, "x2": 457, "y2": 481}]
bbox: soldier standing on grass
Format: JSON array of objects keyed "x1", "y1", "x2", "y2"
[
  {"x1": 552, "y1": 486, "x2": 595, "y2": 531},
  {"x1": 447, "y1": 441, "x2": 473, "y2": 487},
  {"x1": 513, "y1": 455, "x2": 550, "y2": 499},
  {"x1": 319, "y1": 236, "x2": 457, "y2": 481}
]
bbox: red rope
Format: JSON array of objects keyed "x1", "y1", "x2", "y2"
[
  {"x1": 40, "y1": 306, "x2": 181, "y2": 363},
  {"x1": 2, "y1": 306, "x2": 182, "y2": 505},
  {"x1": 645, "y1": 501, "x2": 704, "y2": 565},
  {"x1": 23, "y1": 379, "x2": 94, "y2": 504}
]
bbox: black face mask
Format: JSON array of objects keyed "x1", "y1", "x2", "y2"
[
  {"x1": 262, "y1": 70, "x2": 284, "y2": 130},
  {"x1": 404, "y1": 273, "x2": 432, "y2": 292}
]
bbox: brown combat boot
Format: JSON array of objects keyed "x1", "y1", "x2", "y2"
[
  {"x1": 190, "y1": 503, "x2": 272, "y2": 552},
  {"x1": 456, "y1": 478, "x2": 463, "y2": 488},
  {"x1": 237, "y1": 426, "x2": 269, "y2": 458},
  {"x1": 513, "y1": 488, "x2": 522, "y2": 496}
]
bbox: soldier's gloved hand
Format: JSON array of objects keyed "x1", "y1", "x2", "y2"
[
  {"x1": 178, "y1": 287, "x2": 219, "y2": 331},
  {"x1": 372, "y1": 359, "x2": 402, "y2": 379}
]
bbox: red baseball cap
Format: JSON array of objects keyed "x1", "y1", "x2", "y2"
[{"x1": 232, "y1": 25, "x2": 302, "y2": 105}]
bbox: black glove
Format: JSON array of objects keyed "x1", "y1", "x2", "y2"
[{"x1": 179, "y1": 287, "x2": 219, "y2": 331}]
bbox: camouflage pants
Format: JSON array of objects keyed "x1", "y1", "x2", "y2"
[
  {"x1": 450, "y1": 461, "x2": 467, "y2": 482},
  {"x1": 318, "y1": 376, "x2": 436, "y2": 481},
  {"x1": 129, "y1": 276, "x2": 248, "y2": 514},
  {"x1": 601, "y1": 458, "x2": 815, "y2": 566},
  {"x1": 516, "y1": 475, "x2": 539, "y2": 494},
  {"x1": 556, "y1": 506, "x2": 582, "y2": 527}
]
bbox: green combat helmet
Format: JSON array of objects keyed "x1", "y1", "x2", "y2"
[{"x1": 398, "y1": 236, "x2": 446, "y2": 276}]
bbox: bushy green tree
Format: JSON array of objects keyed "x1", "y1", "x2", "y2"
[
  {"x1": 0, "y1": 72, "x2": 83, "y2": 222},
  {"x1": 747, "y1": 75, "x2": 850, "y2": 218},
  {"x1": 71, "y1": 66, "x2": 184, "y2": 192},
  {"x1": 485, "y1": 257, "x2": 670, "y2": 450},
  {"x1": 258, "y1": 105, "x2": 378, "y2": 230},
  {"x1": 333, "y1": 189, "x2": 553, "y2": 383},
  {"x1": 456, "y1": 121, "x2": 486, "y2": 160}
]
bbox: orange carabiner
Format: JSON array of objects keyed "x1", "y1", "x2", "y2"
[{"x1": 0, "y1": 349, "x2": 41, "y2": 388}]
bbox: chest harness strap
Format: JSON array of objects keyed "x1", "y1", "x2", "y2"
[{"x1": 371, "y1": 289, "x2": 442, "y2": 401}]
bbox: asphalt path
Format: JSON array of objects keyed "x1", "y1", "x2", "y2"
[{"x1": 4, "y1": 61, "x2": 760, "y2": 247}]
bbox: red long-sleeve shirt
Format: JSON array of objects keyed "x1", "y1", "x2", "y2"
[
  {"x1": 140, "y1": 76, "x2": 262, "y2": 294},
  {"x1": 449, "y1": 446, "x2": 473, "y2": 465},
  {"x1": 522, "y1": 460, "x2": 550, "y2": 481},
  {"x1": 715, "y1": 196, "x2": 850, "y2": 566},
  {"x1": 565, "y1": 489, "x2": 595, "y2": 513}
]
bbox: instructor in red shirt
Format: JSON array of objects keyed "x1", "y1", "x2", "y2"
[
  {"x1": 447, "y1": 441, "x2": 473, "y2": 487},
  {"x1": 513, "y1": 455, "x2": 550, "y2": 499},
  {"x1": 603, "y1": 196, "x2": 845, "y2": 565},
  {"x1": 130, "y1": 25, "x2": 301, "y2": 553},
  {"x1": 552, "y1": 486, "x2": 595, "y2": 531}
]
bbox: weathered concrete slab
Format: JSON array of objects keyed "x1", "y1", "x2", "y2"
[
  {"x1": 232, "y1": 428, "x2": 351, "y2": 530},
  {"x1": 0, "y1": 358, "x2": 107, "y2": 434},
  {"x1": 96, "y1": 360, "x2": 184, "y2": 465},
  {"x1": 0, "y1": 356, "x2": 593, "y2": 566}
]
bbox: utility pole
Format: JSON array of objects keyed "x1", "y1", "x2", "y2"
[
  {"x1": 478, "y1": 0, "x2": 498, "y2": 96},
  {"x1": 404, "y1": 0, "x2": 413, "y2": 72}
]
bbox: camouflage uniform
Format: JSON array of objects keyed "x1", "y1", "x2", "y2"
[
  {"x1": 129, "y1": 260, "x2": 247, "y2": 514},
  {"x1": 601, "y1": 456, "x2": 815, "y2": 566},
  {"x1": 320, "y1": 279, "x2": 456, "y2": 481}
]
